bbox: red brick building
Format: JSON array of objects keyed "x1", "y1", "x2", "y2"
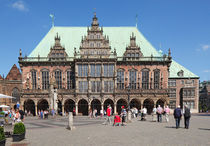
[
  {"x1": 18, "y1": 14, "x2": 199, "y2": 115},
  {"x1": 0, "y1": 64, "x2": 22, "y2": 108}
]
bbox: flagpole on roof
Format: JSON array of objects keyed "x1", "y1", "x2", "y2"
[
  {"x1": 136, "y1": 14, "x2": 138, "y2": 28},
  {"x1": 50, "y1": 14, "x2": 55, "y2": 27}
]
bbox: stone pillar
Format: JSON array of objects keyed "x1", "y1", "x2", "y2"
[
  {"x1": 62, "y1": 105, "x2": 65, "y2": 116},
  {"x1": 88, "y1": 103, "x2": 91, "y2": 115},
  {"x1": 75, "y1": 103, "x2": 78, "y2": 115},
  {"x1": 114, "y1": 103, "x2": 117, "y2": 114},
  {"x1": 35, "y1": 104, "x2": 38, "y2": 116},
  {"x1": 101, "y1": 103, "x2": 104, "y2": 114}
]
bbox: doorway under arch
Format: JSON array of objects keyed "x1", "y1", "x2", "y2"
[
  {"x1": 104, "y1": 99, "x2": 114, "y2": 113},
  {"x1": 117, "y1": 99, "x2": 128, "y2": 114},
  {"x1": 64, "y1": 99, "x2": 75, "y2": 113},
  {"x1": 37, "y1": 99, "x2": 49, "y2": 112},
  {"x1": 143, "y1": 98, "x2": 154, "y2": 114},
  {"x1": 91, "y1": 99, "x2": 101, "y2": 116},
  {"x1": 57, "y1": 100, "x2": 62, "y2": 115},
  {"x1": 130, "y1": 99, "x2": 141, "y2": 110},
  {"x1": 78, "y1": 99, "x2": 88, "y2": 116},
  {"x1": 24, "y1": 99, "x2": 35, "y2": 116},
  {"x1": 156, "y1": 99, "x2": 165, "y2": 108}
]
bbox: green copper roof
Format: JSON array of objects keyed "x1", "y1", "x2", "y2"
[{"x1": 28, "y1": 26, "x2": 199, "y2": 78}]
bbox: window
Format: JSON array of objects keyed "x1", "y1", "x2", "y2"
[
  {"x1": 104, "y1": 81, "x2": 114, "y2": 92},
  {"x1": 154, "y1": 70, "x2": 160, "y2": 89},
  {"x1": 78, "y1": 81, "x2": 88, "y2": 92},
  {"x1": 168, "y1": 80, "x2": 176, "y2": 87},
  {"x1": 78, "y1": 64, "x2": 88, "y2": 77},
  {"x1": 183, "y1": 89, "x2": 195, "y2": 98},
  {"x1": 181, "y1": 80, "x2": 184, "y2": 85},
  {"x1": 90, "y1": 43, "x2": 94, "y2": 47},
  {"x1": 104, "y1": 64, "x2": 114, "y2": 77},
  {"x1": 31, "y1": 70, "x2": 37, "y2": 89},
  {"x1": 135, "y1": 54, "x2": 139, "y2": 57},
  {"x1": 169, "y1": 88, "x2": 176, "y2": 98},
  {"x1": 90, "y1": 64, "x2": 101, "y2": 77},
  {"x1": 97, "y1": 43, "x2": 100, "y2": 47},
  {"x1": 169, "y1": 100, "x2": 176, "y2": 109},
  {"x1": 131, "y1": 53, "x2": 135, "y2": 57},
  {"x1": 67, "y1": 70, "x2": 74, "y2": 89},
  {"x1": 42, "y1": 70, "x2": 49, "y2": 89},
  {"x1": 129, "y1": 70, "x2": 137, "y2": 89},
  {"x1": 55, "y1": 70, "x2": 62, "y2": 89},
  {"x1": 142, "y1": 69, "x2": 149, "y2": 89},
  {"x1": 12, "y1": 88, "x2": 20, "y2": 103},
  {"x1": 127, "y1": 54, "x2": 131, "y2": 57},
  {"x1": 117, "y1": 70, "x2": 124, "y2": 89},
  {"x1": 91, "y1": 81, "x2": 101, "y2": 92},
  {"x1": 97, "y1": 35, "x2": 100, "y2": 39}
]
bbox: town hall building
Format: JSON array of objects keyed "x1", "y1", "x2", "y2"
[{"x1": 17, "y1": 14, "x2": 199, "y2": 116}]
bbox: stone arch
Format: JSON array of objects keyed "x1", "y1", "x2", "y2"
[
  {"x1": 104, "y1": 98, "x2": 114, "y2": 113},
  {"x1": 143, "y1": 98, "x2": 154, "y2": 114},
  {"x1": 156, "y1": 98, "x2": 166, "y2": 108},
  {"x1": 130, "y1": 98, "x2": 141, "y2": 110},
  {"x1": 78, "y1": 99, "x2": 88, "y2": 116},
  {"x1": 24, "y1": 99, "x2": 35, "y2": 116},
  {"x1": 64, "y1": 99, "x2": 75, "y2": 113},
  {"x1": 117, "y1": 98, "x2": 128, "y2": 114},
  {"x1": 91, "y1": 99, "x2": 101, "y2": 116},
  {"x1": 37, "y1": 99, "x2": 49, "y2": 112}
]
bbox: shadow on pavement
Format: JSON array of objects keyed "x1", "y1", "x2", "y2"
[
  {"x1": 198, "y1": 128, "x2": 210, "y2": 131},
  {"x1": 165, "y1": 126, "x2": 185, "y2": 129}
]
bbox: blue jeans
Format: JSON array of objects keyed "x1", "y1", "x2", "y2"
[{"x1": 175, "y1": 118, "x2": 181, "y2": 128}]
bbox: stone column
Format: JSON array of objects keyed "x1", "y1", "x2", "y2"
[
  {"x1": 35, "y1": 104, "x2": 38, "y2": 116},
  {"x1": 62, "y1": 105, "x2": 65, "y2": 116},
  {"x1": 88, "y1": 102, "x2": 91, "y2": 115},
  {"x1": 75, "y1": 103, "x2": 78, "y2": 115},
  {"x1": 114, "y1": 103, "x2": 117, "y2": 114},
  {"x1": 101, "y1": 103, "x2": 104, "y2": 114}
]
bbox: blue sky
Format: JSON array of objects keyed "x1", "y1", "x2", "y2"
[{"x1": 0, "y1": 0, "x2": 209, "y2": 81}]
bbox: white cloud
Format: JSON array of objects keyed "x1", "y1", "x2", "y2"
[
  {"x1": 202, "y1": 45, "x2": 210, "y2": 51},
  {"x1": 203, "y1": 70, "x2": 210, "y2": 73},
  {"x1": 11, "y1": 1, "x2": 28, "y2": 12}
]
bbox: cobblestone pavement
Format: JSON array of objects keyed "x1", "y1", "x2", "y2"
[{"x1": 6, "y1": 114, "x2": 210, "y2": 146}]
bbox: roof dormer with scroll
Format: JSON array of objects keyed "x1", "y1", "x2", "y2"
[
  {"x1": 123, "y1": 32, "x2": 143, "y2": 59},
  {"x1": 48, "y1": 33, "x2": 68, "y2": 61},
  {"x1": 79, "y1": 13, "x2": 111, "y2": 58}
]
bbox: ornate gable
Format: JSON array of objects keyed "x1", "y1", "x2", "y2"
[
  {"x1": 5, "y1": 64, "x2": 21, "y2": 80},
  {"x1": 79, "y1": 13, "x2": 111, "y2": 58},
  {"x1": 123, "y1": 33, "x2": 143, "y2": 58},
  {"x1": 48, "y1": 33, "x2": 68, "y2": 61}
]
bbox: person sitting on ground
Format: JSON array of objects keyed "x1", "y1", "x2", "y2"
[{"x1": 113, "y1": 113, "x2": 121, "y2": 126}]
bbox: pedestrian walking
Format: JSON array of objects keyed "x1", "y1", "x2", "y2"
[
  {"x1": 173, "y1": 105, "x2": 182, "y2": 129},
  {"x1": 103, "y1": 105, "x2": 112, "y2": 125},
  {"x1": 164, "y1": 105, "x2": 170, "y2": 122},
  {"x1": 121, "y1": 106, "x2": 127, "y2": 125},
  {"x1": 141, "y1": 107, "x2": 147, "y2": 121},
  {"x1": 157, "y1": 105, "x2": 163, "y2": 122},
  {"x1": 183, "y1": 105, "x2": 191, "y2": 129}
]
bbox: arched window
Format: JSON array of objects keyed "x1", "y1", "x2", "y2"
[
  {"x1": 154, "y1": 70, "x2": 160, "y2": 89},
  {"x1": 55, "y1": 70, "x2": 62, "y2": 89},
  {"x1": 142, "y1": 69, "x2": 149, "y2": 89},
  {"x1": 31, "y1": 70, "x2": 37, "y2": 89},
  {"x1": 129, "y1": 69, "x2": 137, "y2": 89},
  {"x1": 42, "y1": 70, "x2": 49, "y2": 89},
  {"x1": 117, "y1": 69, "x2": 124, "y2": 89},
  {"x1": 12, "y1": 88, "x2": 20, "y2": 103}
]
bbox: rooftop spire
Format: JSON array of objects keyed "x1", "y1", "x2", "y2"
[{"x1": 91, "y1": 11, "x2": 99, "y2": 27}]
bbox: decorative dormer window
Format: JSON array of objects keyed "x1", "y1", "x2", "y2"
[
  {"x1": 48, "y1": 33, "x2": 68, "y2": 61},
  {"x1": 123, "y1": 33, "x2": 143, "y2": 59}
]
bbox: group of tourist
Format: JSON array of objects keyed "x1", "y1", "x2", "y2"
[
  {"x1": 101, "y1": 104, "x2": 191, "y2": 129},
  {"x1": 38, "y1": 109, "x2": 55, "y2": 119}
]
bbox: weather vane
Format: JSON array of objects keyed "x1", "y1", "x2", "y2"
[{"x1": 50, "y1": 14, "x2": 55, "y2": 27}]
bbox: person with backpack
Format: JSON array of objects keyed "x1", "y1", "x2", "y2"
[
  {"x1": 173, "y1": 105, "x2": 182, "y2": 129},
  {"x1": 184, "y1": 105, "x2": 191, "y2": 129}
]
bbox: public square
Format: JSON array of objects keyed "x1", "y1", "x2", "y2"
[{"x1": 6, "y1": 114, "x2": 210, "y2": 146}]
